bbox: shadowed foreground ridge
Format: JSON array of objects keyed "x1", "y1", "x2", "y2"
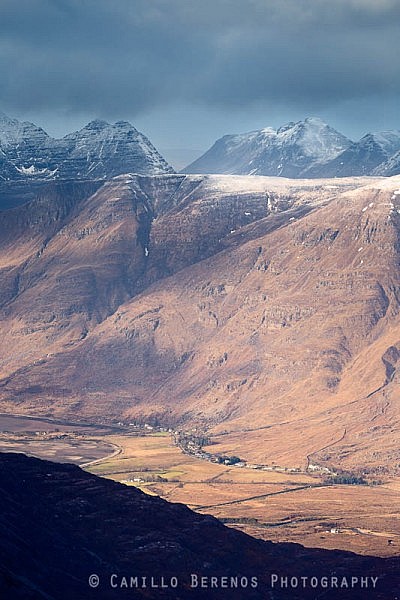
[{"x1": 0, "y1": 453, "x2": 398, "y2": 599}]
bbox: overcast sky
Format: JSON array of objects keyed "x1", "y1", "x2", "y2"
[{"x1": 1, "y1": 0, "x2": 400, "y2": 168}]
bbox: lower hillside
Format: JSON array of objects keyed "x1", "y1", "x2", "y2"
[{"x1": 0, "y1": 452, "x2": 398, "y2": 599}]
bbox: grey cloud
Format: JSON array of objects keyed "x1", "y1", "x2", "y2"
[{"x1": 0, "y1": 0, "x2": 399, "y2": 119}]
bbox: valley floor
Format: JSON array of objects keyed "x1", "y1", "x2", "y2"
[{"x1": 1, "y1": 413, "x2": 399, "y2": 559}]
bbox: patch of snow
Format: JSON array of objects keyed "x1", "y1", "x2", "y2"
[
  {"x1": 16, "y1": 165, "x2": 37, "y2": 175},
  {"x1": 203, "y1": 175, "x2": 281, "y2": 194},
  {"x1": 261, "y1": 127, "x2": 276, "y2": 135},
  {"x1": 15, "y1": 165, "x2": 57, "y2": 177},
  {"x1": 363, "y1": 175, "x2": 400, "y2": 191}
]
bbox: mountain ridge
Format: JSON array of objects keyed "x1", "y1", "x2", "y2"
[{"x1": 0, "y1": 112, "x2": 174, "y2": 183}]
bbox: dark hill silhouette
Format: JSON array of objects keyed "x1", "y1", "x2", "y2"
[{"x1": 0, "y1": 452, "x2": 398, "y2": 599}]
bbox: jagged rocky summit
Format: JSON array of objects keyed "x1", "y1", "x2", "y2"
[{"x1": 0, "y1": 111, "x2": 174, "y2": 182}]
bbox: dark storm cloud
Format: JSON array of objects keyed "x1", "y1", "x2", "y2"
[{"x1": 0, "y1": 0, "x2": 399, "y2": 118}]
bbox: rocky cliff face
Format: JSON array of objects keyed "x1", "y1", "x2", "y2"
[
  {"x1": 0, "y1": 452, "x2": 397, "y2": 599},
  {"x1": 0, "y1": 112, "x2": 173, "y2": 186}
]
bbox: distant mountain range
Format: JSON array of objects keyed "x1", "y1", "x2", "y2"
[
  {"x1": 3, "y1": 112, "x2": 400, "y2": 184},
  {"x1": 184, "y1": 117, "x2": 400, "y2": 178},
  {"x1": 0, "y1": 111, "x2": 174, "y2": 182}
]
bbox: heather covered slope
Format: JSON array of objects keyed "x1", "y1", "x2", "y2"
[
  {"x1": 0, "y1": 174, "x2": 363, "y2": 381},
  {"x1": 2, "y1": 175, "x2": 400, "y2": 475},
  {"x1": 0, "y1": 452, "x2": 397, "y2": 599}
]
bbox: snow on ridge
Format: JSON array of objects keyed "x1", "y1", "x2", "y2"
[{"x1": 363, "y1": 174, "x2": 400, "y2": 190}]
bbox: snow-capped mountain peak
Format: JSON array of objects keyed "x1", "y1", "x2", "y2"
[
  {"x1": 184, "y1": 117, "x2": 352, "y2": 177},
  {"x1": 184, "y1": 117, "x2": 400, "y2": 178},
  {"x1": 0, "y1": 112, "x2": 174, "y2": 182}
]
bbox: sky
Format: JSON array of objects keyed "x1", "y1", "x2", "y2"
[{"x1": 0, "y1": 0, "x2": 400, "y2": 169}]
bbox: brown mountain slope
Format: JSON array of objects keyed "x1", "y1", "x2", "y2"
[
  {"x1": 1, "y1": 176, "x2": 400, "y2": 474},
  {"x1": 0, "y1": 175, "x2": 184, "y2": 378},
  {"x1": 0, "y1": 173, "x2": 365, "y2": 380}
]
